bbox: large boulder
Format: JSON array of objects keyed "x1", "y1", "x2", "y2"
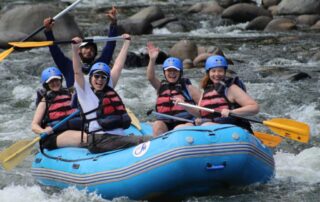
[
  {"x1": 264, "y1": 18, "x2": 297, "y2": 32},
  {"x1": 296, "y1": 15, "x2": 320, "y2": 26},
  {"x1": 277, "y1": 0, "x2": 320, "y2": 15},
  {"x1": 245, "y1": 16, "x2": 272, "y2": 30},
  {"x1": 188, "y1": 1, "x2": 224, "y2": 15},
  {"x1": 262, "y1": 0, "x2": 281, "y2": 8},
  {"x1": 0, "y1": 31, "x2": 28, "y2": 48},
  {"x1": 0, "y1": 4, "x2": 81, "y2": 42},
  {"x1": 118, "y1": 6, "x2": 164, "y2": 35},
  {"x1": 222, "y1": 3, "x2": 271, "y2": 23},
  {"x1": 169, "y1": 40, "x2": 198, "y2": 60}
]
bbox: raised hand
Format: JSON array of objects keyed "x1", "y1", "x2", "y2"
[
  {"x1": 43, "y1": 17, "x2": 54, "y2": 31},
  {"x1": 106, "y1": 6, "x2": 117, "y2": 24},
  {"x1": 147, "y1": 42, "x2": 160, "y2": 61}
]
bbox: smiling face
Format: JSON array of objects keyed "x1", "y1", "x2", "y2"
[
  {"x1": 90, "y1": 73, "x2": 108, "y2": 91},
  {"x1": 208, "y1": 67, "x2": 226, "y2": 84},
  {"x1": 164, "y1": 68, "x2": 181, "y2": 83},
  {"x1": 47, "y1": 78, "x2": 62, "y2": 92}
]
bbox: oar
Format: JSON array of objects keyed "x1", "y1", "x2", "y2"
[
  {"x1": 177, "y1": 102, "x2": 310, "y2": 143},
  {"x1": 8, "y1": 36, "x2": 124, "y2": 48},
  {"x1": 126, "y1": 108, "x2": 142, "y2": 131},
  {"x1": 0, "y1": 110, "x2": 80, "y2": 171},
  {"x1": 147, "y1": 109, "x2": 282, "y2": 147},
  {"x1": 0, "y1": 0, "x2": 83, "y2": 62}
]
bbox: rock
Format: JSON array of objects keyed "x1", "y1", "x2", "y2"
[
  {"x1": 222, "y1": 3, "x2": 271, "y2": 23},
  {"x1": 296, "y1": 15, "x2": 320, "y2": 26},
  {"x1": 311, "y1": 20, "x2": 320, "y2": 30},
  {"x1": 0, "y1": 4, "x2": 81, "y2": 42},
  {"x1": 202, "y1": 1, "x2": 224, "y2": 15},
  {"x1": 183, "y1": 59, "x2": 194, "y2": 69},
  {"x1": 169, "y1": 40, "x2": 198, "y2": 60},
  {"x1": 246, "y1": 16, "x2": 272, "y2": 30},
  {"x1": 281, "y1": 72, "x2": 311, "y2": 81},
  {"x1": 264, "y1": 18, "x2": 296, "y2": 32},
  {"x1": 165, "y1": 21, "x2": 187, "y2": 33},
  {"x1": 277, "y1": 0, "x2": 320, "y2": 15},
  {"x1": 262, "y1": 0, "x2": 281, "y2": 8},
  {"x1": 151, "y1": 16, "x2": 178, "y2": 28},
  {"x1": 310, "y1": 51, "x2": 320, "y2": 61},
  {"x1": 118, "y1": 6, "x2": 164, "y2": 35},
  {"x1": 0, "y1": 31, "x2": 28, "y2": 48}
]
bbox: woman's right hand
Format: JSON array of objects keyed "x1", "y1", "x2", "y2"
[
  {"x1": 71, "y1": 37, "x2": 82, "y2": 50},
  {"x1": 42, "y1": 126, "x2": 53, "y2": 135}
]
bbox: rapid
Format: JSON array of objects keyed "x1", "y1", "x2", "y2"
[{"x1": 0, "y1": 0, "x2": 320, "y2": 201}]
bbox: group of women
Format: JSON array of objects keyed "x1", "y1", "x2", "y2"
[{"x1": 31, "y1": 7, "x2": 259, "y2": 154}]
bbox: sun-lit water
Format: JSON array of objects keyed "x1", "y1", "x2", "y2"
[{"x1": 0, "y1": 0, "x2": 320, "y2": 201}]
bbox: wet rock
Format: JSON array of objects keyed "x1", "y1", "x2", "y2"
[
  {"x1": 262, "y1": 0, "x2": 281, "y2": 8},
  {"x1": 264, "y1": 18, "x2": 297, "y2": 32},
  {"x1": 125, "y1": 51, "x2": 167, "y2": 68},
  {"x1": 310, "y1": 51, "x2": 320, "y2": 62},
  {"x1": 268, "y1": 5, "x2": 279, "y2": 16},
  {"x1": 169, "y1": 40, "x2": 198, "y2": 60},
  {"x1": 183, "y1": 59, "x2": 194, "y2": 69},
  {"x1": 281, "y1": 72, "x2": 311, "y2": 81},
  {"x1": 222, "y1": 3, "x2": 271, "y2": 23},
  {"x1": 151, "y1": 16, "x2": 178, "y2": 28},
  {"x1": 311, "y1": 20, "x2": 320, "y2": 30},
  {"x1": 216, "y1": 0, "x2": 235, "y2": 8},
  {"x1": 118, "y1": 6, "x2": 164, "y2": 35},
  {"x1": 277, "y1": 0, "x2": 320, "y2": 15},
  {"x1": 246, "y1": 16, "x2": 273, "y2": 30},
  {"x1": 0, "y1": 4, "x2": 81, "y2": 42},
  {"x1": 0, "y1": 31, "x2": 27, "y2": 48},
  {"x1": 296, "y1": 15, "x2": 320, "y2": 26},
  {"x1": 188, "y1": 1, "x2": 224, "y2": 16},
  {"x1": 165, "y1": 21, "x2": 187, "y2": 33}
]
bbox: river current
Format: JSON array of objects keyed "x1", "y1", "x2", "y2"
[{"x1": 0, "y1": 0, "x2": 320, "y2": 202}]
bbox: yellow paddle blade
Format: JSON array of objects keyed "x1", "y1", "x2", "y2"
[
  {"x1": 126, "y1": 108, "x2": 142, "y2": 131},
  {"x1": 254, "y1": 131, "x2": 282, "y2": 148},
  {"x1": 0, "y1": 47, "x2": 14, "y2": 61},
  {"x1": 263, "y1": 118, "x2": 310, "y2": 143},
  {"x1": 0, "y1": 137, "x2": 40, "y2": 171},
  {"x1": 8, "y1": 41, "x2": 54, "y2": 48}
]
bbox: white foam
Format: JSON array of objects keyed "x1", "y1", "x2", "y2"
[{"x1": 275, "y1": 147, "x2": 320, "y2": 184}]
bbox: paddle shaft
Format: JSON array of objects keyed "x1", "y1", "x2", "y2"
[
  {"x1": 54, "y1": 36, "x2": 124, "y2": 45},
  {"x1": 20, "y1": 0, "x2": 82, "y2": 42}
]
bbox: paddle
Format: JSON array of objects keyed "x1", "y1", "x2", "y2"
[
  {"x1": 0, "y1": 110, "x2": 80, "y2": 171},
  {"x1": 0, "y1": 0, "x2": 83, "y2": 62},
  {"x1": 176, "y1": 102, "x2": 310, "y2": 143},
  {"x1": 126, "y1": 108, "x2": 142, "y2": 131},
  {"x1": 147, "y1": 109, "x2": 282, "y2": 147},
  {"x1": 8, "y1": 36, "x2": 124, "y2": 48}
]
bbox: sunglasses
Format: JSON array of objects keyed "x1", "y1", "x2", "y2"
[{"x1": 93, "y1": 74, "x2": 108, "y2": 81}]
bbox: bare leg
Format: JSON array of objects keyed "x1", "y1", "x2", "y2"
[
  {"x1": 174, "y1": 122, "x2": 194, "y2": 129},
  {"x1": 56, "y1": 130, "x2": 88, "y2": 148},
  {"x1": 152, "y1": 120, "x2": 168, "y2": 137}
]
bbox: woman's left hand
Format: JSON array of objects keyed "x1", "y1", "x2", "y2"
[{"x1": 220, "y1": 108, "x2": 231, "y2": 117}]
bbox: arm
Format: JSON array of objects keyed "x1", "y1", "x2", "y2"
[
  {"x1": 95, "y1": 6, "x2": 118, "y2": 65},
  {"x1": 110, "y1": 34, "x2": 131, "y2": 87},
  {"x1": 146, "y1": 42, "x2": 161, "y2": 90},
  {"x1": 43, "y1": 17, "x2": 74, "y2": 88},
  {"x1": 185, "y1": 84, "x2": 202, "y2": 116},
  {"x1": 225, "y1": 85, "x2": 259, "y2": 117},
  {"x1": 31, "y1": 100, "x2": 52, "y2": 134},
  {"x1": 71, "y1": 37, "x2": 85, "y2": 90}
]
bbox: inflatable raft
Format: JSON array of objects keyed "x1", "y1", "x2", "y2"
[{"x1": 31, "y1": 123, "x2": 274, "y2": 200}]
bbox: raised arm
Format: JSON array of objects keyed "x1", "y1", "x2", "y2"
[
  {"x1": 43, "y1": 17, "x2": 74, "y2": 88},
  {"x1": 95, "y1": 6, "x2": 118, "y2": 65},
  {"x1": 71, "y1": 37, "x2": 85, "y2": 90},
  {"x1": 110, "y1": 34, "x2": 131, "y2": 87},
  {"x1": 146, "y1": 42, "x2": 161, "y2": 90}
]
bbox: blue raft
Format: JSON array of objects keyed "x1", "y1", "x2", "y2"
[{"x1": 31, "y1": 123, "x2": 274, "y2": 200}]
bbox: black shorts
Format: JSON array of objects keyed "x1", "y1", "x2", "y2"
[{"x1": 40, "y1": 133, "x2": 60, "y2": 150}]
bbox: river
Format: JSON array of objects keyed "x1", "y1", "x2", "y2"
[{"x1": 0, "y1": 0, "x2": 320, "y2": 202}]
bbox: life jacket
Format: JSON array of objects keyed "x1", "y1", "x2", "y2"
[
  {"x1": 156, "y1": 78, "x2": 195, "y2": 122},
  {"x1": 38, "y1": 89, "x2": 82, "y2": 132},
  {"x1": 93, "y1": 86, "x2": 131, "y2": 131},
  {"x1": 200, "y1": 76, "x2": 253, "y2": 132}
]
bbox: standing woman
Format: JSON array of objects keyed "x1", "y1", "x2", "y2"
[
  {"x1": 71, "y1": 34, "x2": 151, "y2": 153},
  {"x1": 31, "y1": 67, "x2": 86, "y2": 150},
  {"x1": 192, "y1": 55, "x2": 259, "y2": 132},
  {"x1": 147, "y1": 42, "x2": 201, "y2": 137}
]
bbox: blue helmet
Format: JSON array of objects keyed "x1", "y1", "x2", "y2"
[
  {"x1": 89, "y1": 62, "x2": 111, "y2": 76},
  {"x1": 41, "y1": 67, "x2": 63, "y2": 85},
  {"x1": 162, "y1": 57, "x2": 183, "y2": 71},
  {"x1": 205, "y1": 55, "x2": 228, "y2": 71}
]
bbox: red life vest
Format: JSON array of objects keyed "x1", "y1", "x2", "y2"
[
  {"x1": 95, "y1": 86, "x2": 131, "y2": 131},
  {"x1": 43, "y1": 90, "x2": 77, "y2": 125},
  {"x1": 156, "y1": 78, "x2": 194, "y2": 121}
]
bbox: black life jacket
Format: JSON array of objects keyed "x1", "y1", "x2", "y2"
[
  {"x1": 156, "y1": 78, "x2": 195, "y2": 122},
  {"x1": 200, "y1": 76, "x2": 253, "y2": 132},
  {"x1": 36, "y1": 88, "x2": 82, "y2": 132},
  {"x1": 91, "y1": 86, "x2": 131, "y2": 132}
]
